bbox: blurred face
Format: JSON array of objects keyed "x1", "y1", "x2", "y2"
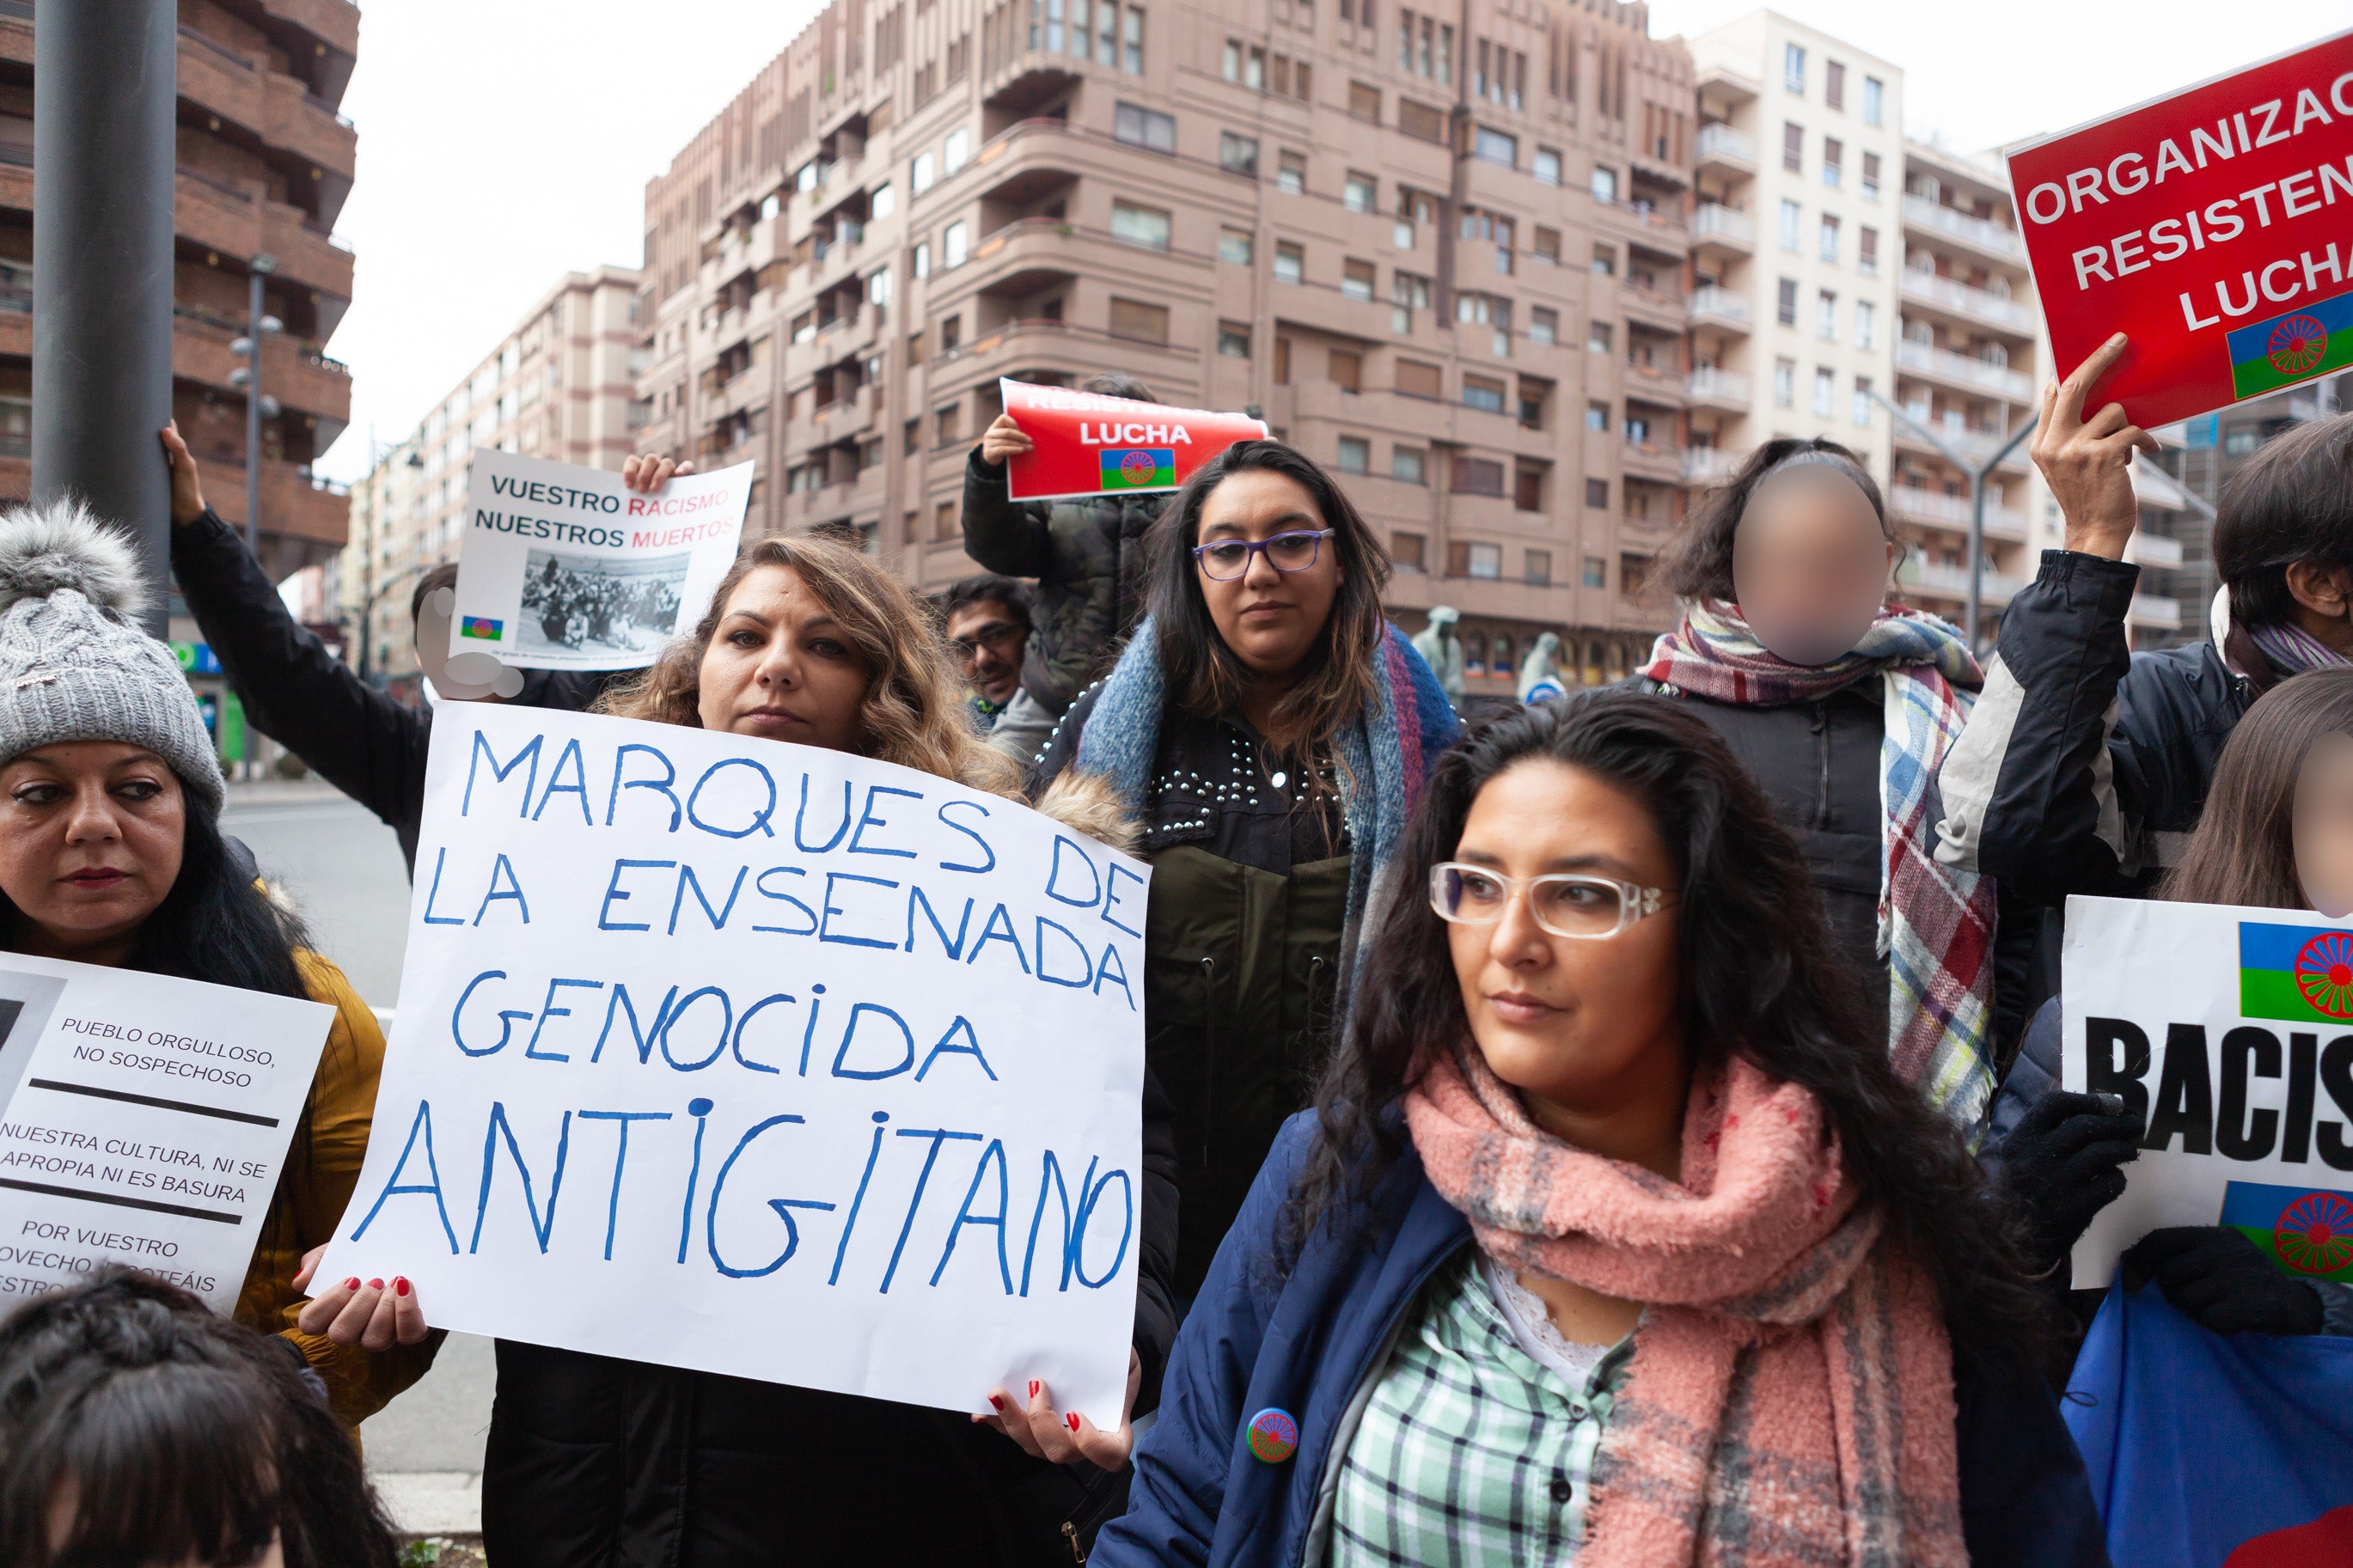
[
  {"x1": 1731, "y1": 466, "x2": 1896, "y2": 668},
  {"x1": 0, "y1": 743, "x2": 185, "y2": 965},
  {"x1": 1447, "y1": 758, "x2": 1687, "y2": 1139},
  {"x1": 944, "y1": 599, "x2": 1027, "y2": 707},
  {"x1": 695, "y1": 564, "x2": 871, "y2": 752},
  {"x1": 2295, "y1": 731, "x2": 2353, "y2": 918},
  {"x1": 1193, "y1": 470, "x2": 1343, "y2": 684}
]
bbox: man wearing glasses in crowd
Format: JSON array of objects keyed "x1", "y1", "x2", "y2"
[{"x1": 940, "y1": 574, "x2": 1035, "y2": 747}]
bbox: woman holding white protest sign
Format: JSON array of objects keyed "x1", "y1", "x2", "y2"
[
  {"x1": 304, "y1": 456, "x2": 1181, "y2": 1565},
  {"x1": 1029, "y1": 438, "x2": 1460, "y2": 1297},
  {"x1": 1640, "y1": 436, "x2": 2040, "y2": 1127},
  {"x1": 1097, "y1": 692, "x2": 2102, "y2": 1568},
  {"x1": 1985, "y1": 668, "x2": 2353, "y2": 1339},
  {"x1": 0, "y1": 502, "x2": 434, "y2": 1429}
]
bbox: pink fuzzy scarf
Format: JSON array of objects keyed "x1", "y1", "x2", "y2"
[{"x1": 1403, "y1": 1046, "x2": 1965, "y2": 1568}]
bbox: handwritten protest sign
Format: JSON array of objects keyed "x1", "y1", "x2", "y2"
[
  {"x1": 318, "y1": 705, "x2": 1149, "y2": 1423},
  {"x1": 449, "y1": 451, "x2": 753, "y2": 674},
  {"x1": 2065, "y1": 894, "x2": 2353, "y2": 1287},
  {"x1": 0, "y1": 956, "x2": 333, "y2": 1315},
  {"x1": 2008, "y1": 28, "x2": 2353, "y2": 427},
  {"x1": 1000, "y1": 377, "x2": 1267, "y2": 503}
]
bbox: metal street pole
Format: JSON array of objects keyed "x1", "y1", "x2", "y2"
[
  {"x1": 32, "y1": 2, "x2": 176, "y2": 637},
  {"x1": 230, "y1": 254, "x2": 278, "y2": 558},
  {"x1": 1869, "y1": 388, "x2": 2037, "y2": 650}
]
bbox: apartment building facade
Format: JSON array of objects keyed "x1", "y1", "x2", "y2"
[
  {"x1": 633, "y1": 0, "x2": 1700, "y2": 699},
  {"x1": 0, "y1": 0, "x2": 360, "y2": 582},
  {"x1": 340, "y1": 265, "x2": 644, "y2": 686}
]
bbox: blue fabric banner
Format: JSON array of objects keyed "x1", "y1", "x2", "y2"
[{"x1": 2066, "y1": 1282, "x2": 2353, "y2": 1565}]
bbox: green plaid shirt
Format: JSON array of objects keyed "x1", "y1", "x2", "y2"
[{"x1": 1329, "y1": 1254, "x2": 1634, "y2": 1567}]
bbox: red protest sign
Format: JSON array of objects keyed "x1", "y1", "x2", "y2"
[
  {"x1": 2007, "y1": 28, "x2": 2353, "y2": 428},
  {"x1": 999, "y1": 378, "x2": 1268, "y2": 503}
]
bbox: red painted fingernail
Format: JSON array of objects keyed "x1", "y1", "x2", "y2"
[
  {"x1": 1066, "y1": 1412, "x2": 1081, "y2": 1432},
  {"x1": 367, "y1": 1278, "x2": 385, "y2": 1290},
  {"x1": 344, "y1": 1278, "x2": 361, "y2": 1290},
  {"x1": 1029, "y1": 1380, "x2": 1040, "y2": 1399},
  {"x1": 394, "y1": 1277, "x2": 411, "y2": 1297},
  {"x1": 988, "y1": 1394, "x2": 1005, "y2": 1410}
]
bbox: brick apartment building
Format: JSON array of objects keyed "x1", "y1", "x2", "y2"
[
  {"x1": 341, "y1": 265, "x2": 644, "y2": 686},
  {"x1": 633, "y1": 0, "x2": 1698, "y2": 699},
  {"x1": 0, "y1": 0, "x2": 360, "y2": 582}
]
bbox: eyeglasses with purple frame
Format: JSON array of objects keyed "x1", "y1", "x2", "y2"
[{"x1": 1190, "y1": 528, "x2": 1337, "y2": 581}]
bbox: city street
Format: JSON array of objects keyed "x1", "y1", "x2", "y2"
[{"x1": 222, "y1": 780, "x2": 495, "y2": 1534}]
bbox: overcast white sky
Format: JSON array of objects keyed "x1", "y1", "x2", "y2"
[{"x1": 311, "y1": 0, "x2": 2343, "y2": 484}]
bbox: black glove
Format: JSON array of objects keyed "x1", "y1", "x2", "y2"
[
  {"x1": 2121, "y1": 1226, "x2": 2325, "y2": 1336},
  {"x1": 1992, "y1": 1090, "x2": 2142, "y2": 1274}
]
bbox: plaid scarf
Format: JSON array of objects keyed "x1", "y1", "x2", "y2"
[
  {"x1": 1644, "y1": 601, "x2": 1996, "y2": 1125},
  {"x1": 1405, "y1": 1046, "x2": 1966, "y2": 1568}
]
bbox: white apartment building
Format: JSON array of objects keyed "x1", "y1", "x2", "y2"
[{"x1": 339, "y1": 265, "x2": 643, "y2": 685}]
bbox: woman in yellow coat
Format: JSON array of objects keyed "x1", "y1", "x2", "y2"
[{"x1": 0, "y1": 498, "x2": 432, "y2": 1430}]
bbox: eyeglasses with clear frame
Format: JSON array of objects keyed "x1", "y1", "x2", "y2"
[
  {"x1": 1428, "y1": 862, "x2": 1675, "y2": 940},
  {"x1": 947, "y1": 620, "x2": 1027, "y2": 666},
  {"x1": 1191, "y1": 529, "x2": 1336, "y2": 581}
]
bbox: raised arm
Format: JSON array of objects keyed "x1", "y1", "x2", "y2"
[{"x1": 962, "y1": 417, "x2": 1056, "y2": 578}]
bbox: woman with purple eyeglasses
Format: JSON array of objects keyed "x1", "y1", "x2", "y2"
[{"x1": 1030, "y1": 440, "x2": 1459, "y2": 1298}]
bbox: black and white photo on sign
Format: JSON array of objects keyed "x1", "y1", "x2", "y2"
[{"x1": 518, "y1": 547, "x2": 691, "y2": 657}]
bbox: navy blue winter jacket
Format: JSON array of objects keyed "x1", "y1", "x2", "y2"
[{"x1": 1095, "y1": 1110, "x2": 2111, "y2": 1568}]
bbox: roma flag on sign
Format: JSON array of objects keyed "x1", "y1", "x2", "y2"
[
  {"x1": 1000, "y1": 377, "x2": 1268, "y2": 503},
  {"x1": 2238, "y1": 921, "x2": 2353, "y2": 1023},
  {"x1": 2220, "y1": 1181, "x2": 2353, "y2": 1284},
  {"x1": 1099, "y1": 448, "x2": 1176, "y2": 491},
  {"x1": 460, "y1": 615, "x2": 504, "y2": 641},
  {"x1": 2228, "y1": 290, "x2": 2353, "y2": 400}
]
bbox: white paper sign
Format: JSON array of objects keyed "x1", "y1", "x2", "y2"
[
  {"x1": 2065, "y1": 894, "x2": 2353, "y2": 1288},
  {"x1": 0, "y1": 955, "x2": 334, "y2": 1315},
  {"x1": 319, "y1": 705, "x2": 1149, "y2": 1423},
  {"x1": 449, "y1": 450, "x2": 753, "y2": 672}
]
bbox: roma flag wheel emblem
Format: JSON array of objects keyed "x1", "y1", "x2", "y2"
[
  {"x1": 2268, "y1": 314, "x2": 2328, "y2": 377},
  {"x1": 2293, "y1": 931, "x2": 2353, "y2": 1019},
  {"x1": 1119, "y1": 449, "x2": 1159, "y2": 485},
  {"x1": 2275, "y1": 1190, "x2": 2353, "y2": 1275}
]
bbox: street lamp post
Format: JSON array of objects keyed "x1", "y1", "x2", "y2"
[
  {"x1": 229, "y1": 254, "x2": 280, "y2": 558},
  {"x1": 348, "y1": 563, "x2": 426, "y2": 684},
  {"x1": 1869, "y1": 389, "x2": 2038, "y2": 650}
]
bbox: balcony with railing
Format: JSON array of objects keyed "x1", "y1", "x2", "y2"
[
  {"x1": 2126, "y1": 532, "x2": 2186, "y2": 569},
  {"x1": 1895, "y1": 338, "x2": 2034, "y2": 402},
  {"x1": 1898, "y1": 558, "x2": 2023, "y2": 603},
  {"x1": 1696, "y1": 122, "x2": 1757, "y2": 174},
  {"x1": 1898, "y1": 267, "x2": 2036, "y2": 335},
  {"x1": 1690, "y1": 284, "x2": 1751, "y2": 332},
  {"x1": 1682, "y1": 446, "x2": 1745, "y2": 485},
  {"x1": 2129, "y1": 594, "x2": 2184, "y2": 629},
  {"x1": 1888, "y1": 484, "x2": 2028, "y2": 540},
  {"x1": 1686, "y1": 366, "x2": 1751, "y2": 411},
  {"x1": 1902, "y1": 194, "x2": 2026, "y2": 261},
  {"x1": 1691, "y1": 203, "x2": 1755, "y2": 253},
  {"x1": 1892, "y1": 417, "x2": 2032, "y2": 473}
]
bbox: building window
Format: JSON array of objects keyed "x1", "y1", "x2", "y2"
[
  {"x1": 1776, "y1": 277, "x2": 1798, "y2": 326},
  {"x1": 936, "y1": 404, "x2": 962, "y2": 445},
  {"x1": 1783, "y1": 41, "x2": 1806, "y2": 93},
  {"x1": 1863, "y1": 75, "x2": 1885, "y2": 126},
  {"x1": 1588, "y1": 320, "x2": 1613, "y2": 353},
  {"x1": 1222, "y1": 37, "x2": 1241, "y2": 80},
  {"x1": 1349, "y1": 80, "x2": 1382, "y2": 119},
  {"x1": 1817, "y1": 290, "x2": 1838, "y2": 340},
  {"x1": 1123, "y1": 5, "x2": 1143, "y2": 73},
  {"x1": 1463, "y1": 375, "x2": 1506, "y2": 413},
  {"x1": 944, "y1": 127, "x2": 970, "y2": 174},
  {"x1": 1591, "y1": 245, "x2": 1616, "y2": 277},
  {"x1": 1219, "y1": 228, "x2": 1253, "y2": 265},
  {"x1": 1586, "y1": 400, "x2": 1610, "y2": 431},
  {"x1": 1392, "y1": 448, "x2": 1427, "y2": 485},
  {"x1": 1114, "y1": 101, "x2": 1176, "y2": 153},
  {"x1": 871, "y1": 181, "x2": 895, "y2": 220},
  {"x1": 1855, "y1": 299, "x2": 1876, "y2": 350},
  {"x1": 1533, "y1": 146, "x2": 1562, "y2": 185},
  {"x1": 1514, "y1": 466, "x2": 1544, "y2": 512},
  {"x1": 944, "y1": 220, "x2": 969, "y2": 268},
  {"x1": 1329, "y1": 348, "x2": 1362, "y2": 391},
  {"x1": 1858, "y1": 226, "x2": 1879, "y2": 274},
  {"x1": 1274, "y1": 336, "x2": 1291, "y2": 383},
  {"x1": 1861, "y1": 151, "x2": 1881, "y2": 201},
  {"x1": 1344, "y1": 171, "x2": 1377, "y2": 211},
  {"x1": 1393, "y1": 529, "x2": 1427, "y2": 570},
  {"x1": 1812, "y1": 365, "x2": 1835, "y2": 417},
  {"x1": 1218, "y1": 320, "x2": 1250, "y2": 357},
  {"x1": 1582, "y1": 555, "x2": 1606, "y2": 588},
  {"x1": 1219, "y1": 131, "x2": 1260, "y2": 175},
  {"x1": 1450, "y1": 540, "x2": 1503, "y2": 577},
  {"x1": 1274, "y1": 242, "x2": 1304, "y2": 284},
  {"x1": 1278, "y1": 149, "x2": 1307, "y2": 194},
  {"x1": 911, "y1": 150, "x2": 936, "y2": 193},
  {"x1": 1822, "y1": 137, "x2": 1843, "y2": 188},
  {"x1": 1532, "y1": 226, "x2": 1561, "y2": 265},
  {"x1": 1778, "y1": 198, "x2": 1801, "y2": 251},
  {"x1": 911, "y1": 241, "x2": 931, "y2": 278},
  {"x1": 1818, "y1": 213, "x2": 1840, "y2": 262},
  {"x1": 1109, "y1": 297, "x2": 1170, "y2": 344},
  {"x1": 1773, "y1": 357, "x2": 1795, "y2": 406},
  {"x1": 1451, "y1": 457, "x2": 1505, "y2": 496},
  {"x1": 1525, "y1": 548, "x2": 1554, "y2": 584},
  {"x1": 1110, "y1": 200, "x2": 1171, "y2": 249},
  {"x1": 1391, "y1": 270, "x2": 1431, "y2": 333},
  {"x1": 1852, "y1": 375, "x2": 1874, "y2": 427},
  {"x1": 1335, "y1": 435, "x2": 1370, "y2": 473},
  {"x1": 1342, "y1": 259, "x2": 1376, "y2": 301},
  {"x1": 1825, "y1": 60, "x2": 1846, "y2": 111},
  {"x1": 1529, "y1": 307, "x2": 1558, "y2": 345},
  {"x1": 938, "y1": 314, "x2": 961, "y2": 351},
  {"x1": 1476, "y1": 126, "x2": 1517, "y2": 168},
  {"x1": 1782, "y1": 120, "x2": 1803, "y2": 172},
  {"x1": 1245, "y1": 44, "x2": 1266, "y2": 88}
]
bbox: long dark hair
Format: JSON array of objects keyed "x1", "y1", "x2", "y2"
[
  {"x1": 1659, "y1": 436, "x2": 1894, "y2": 602},
  {"x1": 1287, "y1": 692, "x2": 2047, "y2": 1351},
  {"x1": 2165, "y1": 668, "x2": 2353, "y2": 908},
  {"x1": 2214, "y1": 412, "x2": 2353, "y2": 632},
  {"x1": 1141, "y1": 439, "x2": 1393, "y2": 753},
  {"x1": 0, "y1": 1269, "x2": 400, "y2": 1568}
]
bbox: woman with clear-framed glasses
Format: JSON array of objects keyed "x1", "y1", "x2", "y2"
[
  {"x1": 1094, "y1": 692, "x2": 2102, "y2": 1568},
  {"x1": 1030, "y1": 438, "x2": 1459, "y2": 1298}
]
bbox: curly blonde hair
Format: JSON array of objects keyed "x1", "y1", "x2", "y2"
[{"x1": 596, "y1": 535, "x2": 1022, "y2": 801}]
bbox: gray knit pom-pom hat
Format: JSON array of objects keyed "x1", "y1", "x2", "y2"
[{"x1": 0, "y1": 500, "x2": 224, "y2": 812}]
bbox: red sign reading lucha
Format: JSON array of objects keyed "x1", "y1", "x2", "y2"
[
  {"x1": 2006, "y1": 28, "x2": 2353, "y2": 428},
  {"x1": 998, "y1": 378, "x2": 1269, "y2": 503}
]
